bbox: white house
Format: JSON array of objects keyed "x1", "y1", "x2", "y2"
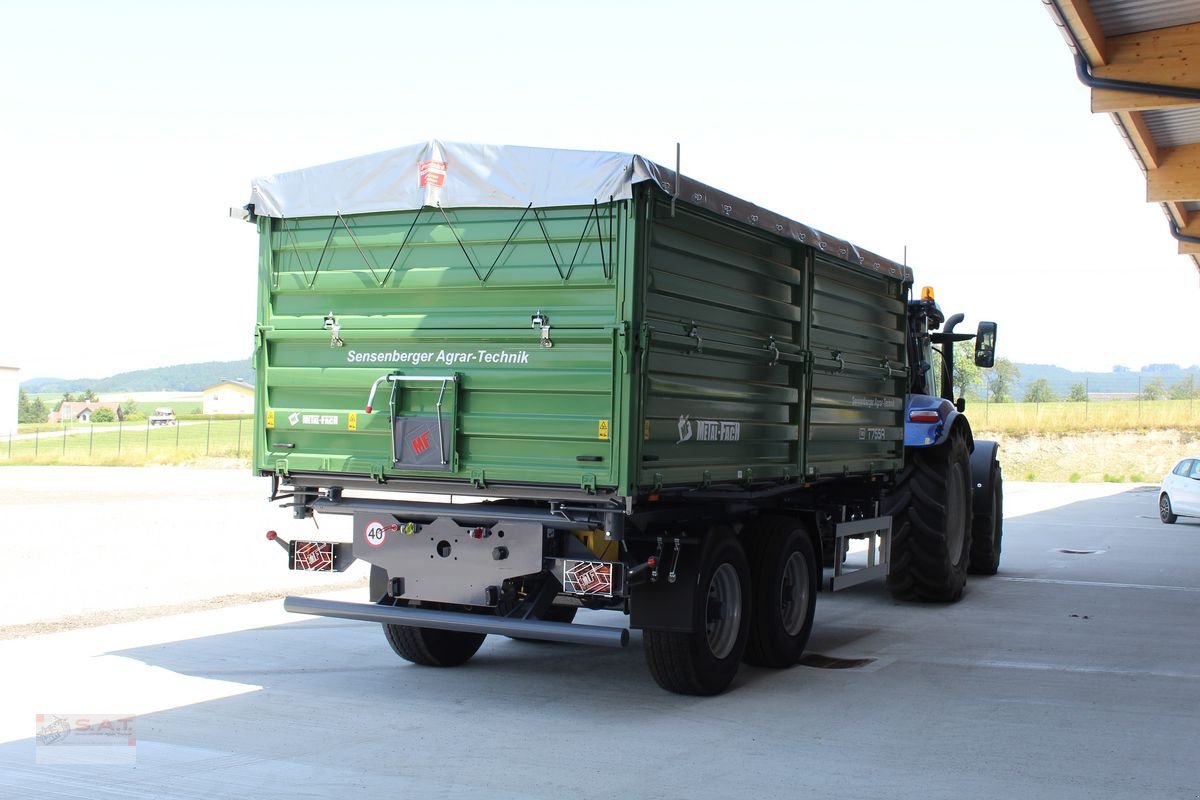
[
  {"x1": 203, "y1": 379, "x2": 254, "y2": 415},
  {"x1": 0, "y1": 365, "x2": 17, "y2": 436}
]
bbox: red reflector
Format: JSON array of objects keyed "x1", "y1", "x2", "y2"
[
  {"x1": 909, "y1": 411, "x2": 940, "y2": 423},
  {"x1": 266, "y1": 530, "x2": 278, "y2": 541}
]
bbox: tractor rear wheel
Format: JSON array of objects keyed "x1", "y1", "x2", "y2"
[{"x1": 886, "y1": 430, "x2": 973, "y2": 602}]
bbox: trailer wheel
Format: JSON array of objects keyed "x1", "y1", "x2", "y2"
[
  {"x1": 968, "y1": 463, "x2": 1003, "y2": 575},
  {"x1": 643, "y1": 534, "x2": 751, "y2": 695},
  {"x1": 743, "y1": 522, "x2": 816, "y2": 668},
  {"x1": 887, "y1": 430, "x2": 972, "y2": 602},
  {"x1": 383, "y1": 615, "x2": 486, "y2": 667}
]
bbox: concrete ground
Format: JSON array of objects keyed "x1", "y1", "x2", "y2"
[{"x1": 0, "y1": 471, "x2": 1197, "y2": 799}]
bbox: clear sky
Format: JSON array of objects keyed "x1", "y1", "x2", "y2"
[{"x1": 2, "y1": 0, "x2": 1196, "y2": 379}]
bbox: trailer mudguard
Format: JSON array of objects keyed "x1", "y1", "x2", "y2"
[{"x1": 970, "y1": 439, "x2": 1000, "y2": 518}]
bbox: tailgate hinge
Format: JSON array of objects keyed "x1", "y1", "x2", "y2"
[
  {"x1": 580, "y1": 473, "x2": 598, "y2": 494},
  {"x1": 471, "y1": 469, "x2": 487, "y2": 489}
]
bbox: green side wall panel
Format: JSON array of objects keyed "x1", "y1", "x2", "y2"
[{"x1": 253, "y1": 188, "x2": 908, "y2": 496}]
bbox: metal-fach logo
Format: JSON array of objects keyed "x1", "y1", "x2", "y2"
[{"x1": 36, "y1": 714, "x2": 137, "y2": 764}]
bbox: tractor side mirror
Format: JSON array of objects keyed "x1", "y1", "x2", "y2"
[{"x1": 974, "y1": 321, "x2": 997, "y2": 368}]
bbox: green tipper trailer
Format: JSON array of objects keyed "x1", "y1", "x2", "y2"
[{"x1": 242, "y1": 141, "x2": 1002, "y2": 695}]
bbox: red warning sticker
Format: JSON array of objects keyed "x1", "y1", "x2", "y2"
[{"x1": 418, "y1": 160, "x2": 447, "y2": 188}]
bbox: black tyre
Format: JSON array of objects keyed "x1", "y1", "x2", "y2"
[
  {"x1": 743, "y1": 522, "x2": 817, "y2": 668},
  {"x1": 968, "y1": 463, "x2": 1004, "y2": 575},
  {"x1": 886, "y1": 430, "x2": 972, "y2": 602},
  {"x1": 1159, "y1": 493, "x2": 1178, "y2": 524},
  {"x1": 644, "y1": 534, "x2": 751, "y2": 695},
  {"x1": 383, "y1": 620, "x2": 486, "y2": 667}
]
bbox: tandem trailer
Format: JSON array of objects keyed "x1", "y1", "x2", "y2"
[{"x1": 240, "y1": 141, "x2": 1002, "y2": 695}]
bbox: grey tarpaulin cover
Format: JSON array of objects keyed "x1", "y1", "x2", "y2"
[{"x1": 249, "y1": 139, "x2": 912, "y2": 282}]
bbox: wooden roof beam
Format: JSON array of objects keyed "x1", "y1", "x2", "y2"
[
  {"x1": 1146, "y1": 143, "x2": 1200, "y2": 202},
  {"x1": 1056, "y1": 0, "x2": 1108, "y2": 65},
  {"x1": 1092, "y1": 22, "x2": 1200, "y2": 113},
  {"x1": 1117, "y1": 111, "x2": 1161, "y2": 169},
  {"x1": 1177, "y1": 214, "x2": 1200, "y2": 256}
]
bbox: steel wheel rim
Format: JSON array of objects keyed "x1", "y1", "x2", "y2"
[
  {"x1": 1160, "y1": 495, "x2": 1171, "y2": 521},
  {"x1": 706, "y1": 562, "x2": 742, "y2": 660},
  {"x1": 780, "y1": 550, "x2": 810, "y2": 636}
]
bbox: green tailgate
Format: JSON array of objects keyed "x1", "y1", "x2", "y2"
[{"x1": 253, "y1": 203, "x2": 633, "y2": 492}]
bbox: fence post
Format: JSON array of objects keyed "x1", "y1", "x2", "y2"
[
  {"x1": 7, "y1": 431, "x2": 10, "y2": 459},
  {"x1": 1138, "y1": 376, "x2": 1142, "y2": 420},
  {"x1": 237, "y1": 418, "x2": 243, "y2": 456},
  {"x1": 145, "y1": 420, "x2": 150, "y2": 454},
  {"x1": 175, "y1": 421, "x2": 180, "y2": 450},
  {"x1": 34, "y1": 428, "x2": 39, "y2": 458},
  {"x1": 118, "y1": 420, "x2": 123, "y2": 456},
  {"x1": 62, "y1": 423, "x2": 67, "y2": 455},
  {"x1": 206, "y1": 417, "x2": 212, "y2": 456},
  {"x1": 89, "y1": 423, "x2": 94, "y2": 456}
]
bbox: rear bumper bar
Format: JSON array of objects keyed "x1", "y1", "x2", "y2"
[{"x1": 283, "y1": 596, "x2": 629, "y2": 648}]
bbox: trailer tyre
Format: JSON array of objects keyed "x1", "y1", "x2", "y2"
[
  {"x1": 968, "y1": 463, "x2": 1003, "y2": 575},
  {"x1": 383, "y1": 618, "x2": 486, "y2": 667},
  {"x1": 887, "y1": 430, "x2": 972, "y2": 602},
  {"x1": 743, "y1": 522, "x2": 817, "y2": 668},
  {"x1": 644, "y1": 534, "x2": 751, "y2": 695}
]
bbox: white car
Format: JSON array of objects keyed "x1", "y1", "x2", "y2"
[
  {"x1": 1159, "y1": 458, "x2": 1200, "y2": 524},
  {"x1": 149, "y1": 407, "x2": 177, "y2": 427}
]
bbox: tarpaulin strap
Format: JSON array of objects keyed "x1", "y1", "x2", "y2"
[
  {"x1": 336, "y1": 212, "x2": 386, "y2": 286},
  {"x1": 436, "y1": 203, "x2": 534, "y2": 283},
  {"x1": 380, "y1": 208, "x2": 426, "y2": 286},
  {"x1": 532, "y1": 200, "x2": 613, "y2": 281},
  {"x1": 275, "y1": 218, "x2": 319, "y2": 289}
]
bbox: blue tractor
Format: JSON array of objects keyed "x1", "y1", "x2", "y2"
[{"x1": 882, "y1": 286, "x2": 1002, "y2": 601}]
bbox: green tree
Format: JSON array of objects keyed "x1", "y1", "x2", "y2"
[
  {"x1": 1168, "y1": 375, "x2": 1196, "y2": 400},
  {"x1": 19, "y1": 394, "x2": 48, "y2": 424},
  {"x1": 56, "y1": 392, "x2": 76, "y2": 412},
  {"x1": 985, "y1": 358, "x2": 1020, "y2": 403},
  {"x1": 1068, "y1": 383, "x2": 1088, "y2": 402},
  {"x1": 91, "y1": 407, "x2": 116, "y2": 423},
  {"x1": 952, "y1": 344, "x2": 983, "y2": 400},
  {"x1": 81, "y1": 388, "x2": 99, "y2": 402},
  {"x1": 1023, "y1": 378, "x2": 1056, "y2": 403},
  {"x1": 119, "y1": 399, "x2": 138, "y2": 417},
  {"x1": 1142, "y1": 378, "x2": 1166, "y2": 401}
]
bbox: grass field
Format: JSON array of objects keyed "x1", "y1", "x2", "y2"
[
  {"x1": 1, "y1": 418, "x2": 252, "y2": 466},
  {"x1": 968, "y1": 398, "x2": 1199, "y2": 433}
]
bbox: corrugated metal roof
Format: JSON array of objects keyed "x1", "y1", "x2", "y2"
[
  {"x1": 1090, "y1": 0, "x2": 1199, "y2": 36},
  {"x1": 1141, "y1": 108, "x2": 1200, "y2": 148}
]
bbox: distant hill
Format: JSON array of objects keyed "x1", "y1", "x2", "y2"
[
  {"x1": 1011, "y1": 363, "x2": 1200, "y2": 397},
  {"x1": 20, "y1": 359, "x2": 253, "y2": 394}
]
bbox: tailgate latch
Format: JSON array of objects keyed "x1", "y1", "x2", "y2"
[{"x1": 531, "y1": 311, "x2": 553, "y2": 348}]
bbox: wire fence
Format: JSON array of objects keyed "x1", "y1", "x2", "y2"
[
  {"x1": 963, "y1": 397, "x2": 1198, "y2": 434},
  {"x1": 2, "y1": 417, "x2": 253, "y2": 465}
]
